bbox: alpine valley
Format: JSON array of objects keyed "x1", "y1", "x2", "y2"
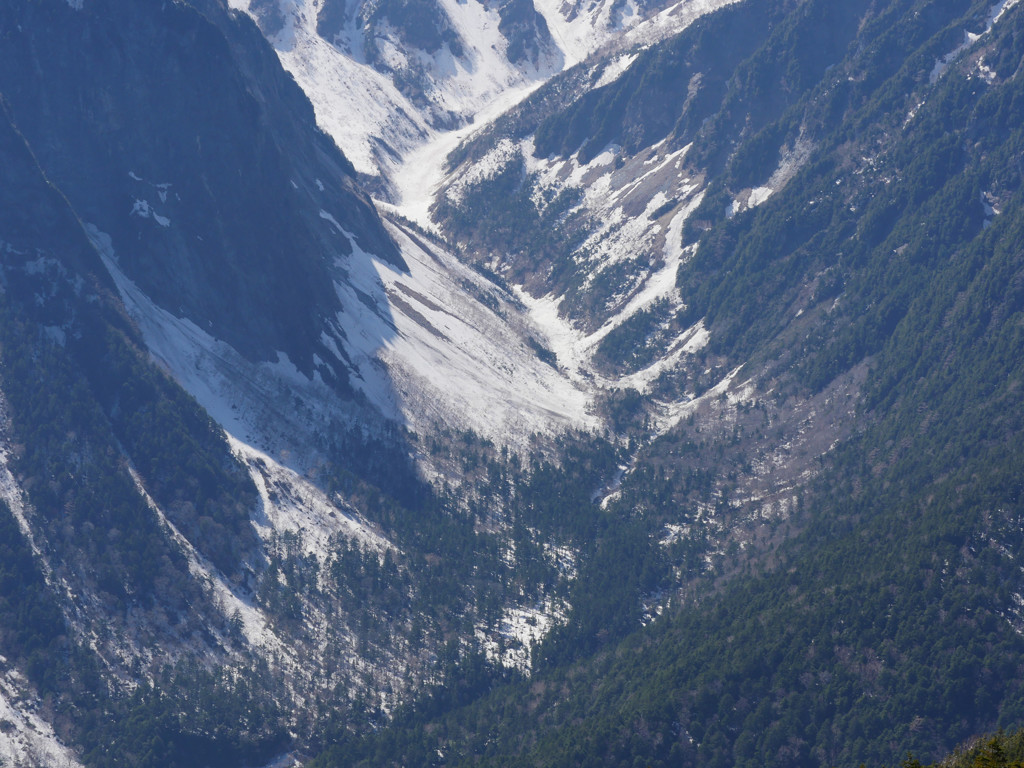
[{"x1": 1, "y1": 0, "x2": 1024, "y2": 766}]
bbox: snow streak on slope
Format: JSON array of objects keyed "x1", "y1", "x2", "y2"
[
  {"x1": 128, "y1": 465, "x2": 291, "y2": 660},
  {"x1": 0, "y1": 396, "x2": 46, "y2": 566},
  {"x1": 526, "y1": 138, "x2": 701, "y2": 279},
  {"x1": 930, "y1": 0, "x2": 1022, "y2": 83}
]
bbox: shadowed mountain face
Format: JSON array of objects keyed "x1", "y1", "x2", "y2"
[{"x1": 0, "y1": 0, "x2": 401, "y2": 382}]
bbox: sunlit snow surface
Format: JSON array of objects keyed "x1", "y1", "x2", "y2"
[
  {"x1": 227, "y1": 0, "x2": 561, "y2": 183},
  {"x1": 328, "y1": 219, "x2": 597, "y2": 442}
]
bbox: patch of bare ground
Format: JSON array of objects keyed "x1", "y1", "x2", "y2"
[{"x1": 640, "y1": 360, "x2": 871, "y2": 599}]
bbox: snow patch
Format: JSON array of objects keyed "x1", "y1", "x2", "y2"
[
  {"x1": 617, "y1": 0, "x2": 744, "y2": 56},
  {"x1": 230, "y1": 436, "x2": 392, "y2": 560},
  {"x1": 747, "y1": 186, "x2": 774, "y2": 208},
  {"x1": 238, "y1": 0, "x2": 737, "y2": 200},
  {"x1": 730, "y1": 134, "x2": 813, "y2": 215},
  {"x1": 931, "y1": 0, "x2": 1020, "y2": 84},
  {"x1": 992, "y1": 0, "x2": 1023, "y2": 25},
  {"x1": 476, "y1": 598, "x2": 566, "y2": 671},
  {"x1": 319, "y1": 209, "x2": 346, "y2": 235},
  {"x1": 509, "y1": 133, "x2": 708, "y2": 394},
  {"x1": 931, "y1": 30, "x2": 982, "y2": 84},
  {"x1": 0, "y1": 667, "x2": 82, "y2": 768},
  {"x1": 904, "y1": 100, "x2": 926, "y2": 129},
  {"x1": 269, "y1": 7, "x2": 432, "y2": 179},
  {"x1": 595, "y1": 52, "x2": 640, "y2": 88},
  {"x1": 532, "y1": 0, "x2": 641, "y2": 66},
  {"x1": 982, "y1": 191, "x2": 1001, "y2": 217},
  {"x1": 977, "y1": 57, "x2": 998, "y2": 83},
  {"x1": 441, "y1": 138, "x2": 520, "y2": 207},
  {"x1": 982, "y1": 191, "x2": 1001, "y2": 228},
  {"x1": 130, "y1": 198, "x2": 170, "y2": 227},
  {"x1": 523, "y1": 139, "x2": 699, "y2": 310}
]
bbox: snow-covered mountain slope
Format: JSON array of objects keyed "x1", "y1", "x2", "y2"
[
  {"x1": 226, "y1": 0, "x2": 733, "y2": 194},
  {"x1": 337, "y1": 218, "x2": 596, "y2": 444},
  {"x1": 94, "y1": 210, "x2": 593, "y2": 468},
  {"x1": 227, "y1": 0, "x2": 560, "y2": 185}
]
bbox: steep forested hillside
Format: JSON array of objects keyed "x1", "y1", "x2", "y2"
[
  {"x1": 309, "y1": 0, "x2": 1024, "y2": 766},
  {"x1": 3, "y1": 0, "x2": 1024, "y2": 766}
]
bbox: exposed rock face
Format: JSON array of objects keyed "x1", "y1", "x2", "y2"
[
  {"x1": 0, "y1": 0, "x2": 400, "y2": 383},
  {"x1": 495, "y1": 0, "x2": 556, "y2": 66}
]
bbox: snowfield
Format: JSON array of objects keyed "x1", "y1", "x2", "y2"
[{"x1": 333, "y1": 219, "x2": 597, "y2": 445}]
